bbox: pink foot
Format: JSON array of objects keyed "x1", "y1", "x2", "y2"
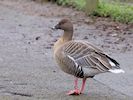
[{"x1": 67, "y1": 89, "x2": 81, "y2": 95}]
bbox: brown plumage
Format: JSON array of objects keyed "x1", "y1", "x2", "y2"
[{"x1": 53, "y1": 19, "x2": 125, "y2": 95}]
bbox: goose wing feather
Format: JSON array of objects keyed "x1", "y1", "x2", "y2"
[{"x1": 61, "y1": 40, "x2": 120, "y2": 72}]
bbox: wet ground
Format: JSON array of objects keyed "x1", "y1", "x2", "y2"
[{"x1": 0, "y1": 0, "x2": 133, "y2": 99}]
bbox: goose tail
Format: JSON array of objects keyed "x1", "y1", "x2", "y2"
[
  {"x1": 106, "y1": 55, "x2": 125, "y2": 74},
  {"x1": 109, "y1": 69, "x2": 125, "y2": 74}
]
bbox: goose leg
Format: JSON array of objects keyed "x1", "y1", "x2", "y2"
[
  {"x1": 67, "y1": 78, "x2": 80, "y2": 95},
  {"x1": 80, "y1": 78, "x2": 86, "y2": 93}
]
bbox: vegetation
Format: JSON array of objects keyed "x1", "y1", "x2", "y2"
[
  {"x1": 56, "y1": 0, "x2": 85, "y2": 10},
  {"x1": 93, "y1": 1, "x2": 133, "y2": 23},
  {"x1": 55, "y1": 0, "x2": 133, "y2": 23}
]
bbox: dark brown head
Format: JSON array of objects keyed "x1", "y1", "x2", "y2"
[{"x1": 54, "y1": 19, "x2": 73, "y2": 32}]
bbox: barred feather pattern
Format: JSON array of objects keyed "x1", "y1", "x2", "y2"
[
  {"x1": 55, "y1": 52, "x2": 84, "y2": 78},
  {"x1": 55, "y1": 40, "x2": 122, "y2": 78}
]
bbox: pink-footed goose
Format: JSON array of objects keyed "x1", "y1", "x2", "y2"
[{"x1": 53, "y1": 19, "x2": 125, "y2": 95}]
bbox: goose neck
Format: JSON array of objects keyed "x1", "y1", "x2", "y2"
[{"x1": 62, "y1": 30, "x2": 73, "y2": 42}]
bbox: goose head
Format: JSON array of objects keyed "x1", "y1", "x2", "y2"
[{"x1": 54, "y1": 19, "x2": 73, "y2": 32}]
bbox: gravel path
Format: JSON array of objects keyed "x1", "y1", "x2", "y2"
[{"x1": 0, "y1": 0, "x2": 133, "y2": 99}]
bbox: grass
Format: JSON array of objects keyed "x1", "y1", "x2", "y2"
[
  {"x1": 56, "y1": 0, "x2": 85, "y2": 10},
  {"x1": 93, "y1": 1, "x2": 133, "y2": 23},
  {"x1": 55, "y1": 0, "x2": 133, "y2": 24}
]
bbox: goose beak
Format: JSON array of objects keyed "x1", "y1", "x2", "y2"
[
  {"x1": 51, "y1": 24, "x2": 60, "y2": 30},
  {"x1": 54, "y1": 24, "x2": 60, "y2": 29}
]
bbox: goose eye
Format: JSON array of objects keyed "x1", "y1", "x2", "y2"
[{"x1": 59, "y1": 21, "x2": 66, "y2": 25}]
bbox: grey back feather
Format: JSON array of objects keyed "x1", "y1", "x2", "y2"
[{"x1": 61, "y1": 40, "x2": 120, "y2": 72}]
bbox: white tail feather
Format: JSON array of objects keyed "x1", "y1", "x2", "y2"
[
  {"x1": 109, "y1": 69, "x2": 125, "y2": 74},
  {"x1": 109, "y1": 60, "x2": 116, "y2": 66}
]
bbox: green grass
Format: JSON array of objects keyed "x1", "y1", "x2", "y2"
[
  {"x1": 56, "y1": 0, "x2": 85, "y2": 10},
  {"x1": 55, "y1": 0, "x2": 133, "y2": 23},
  {"x1": 93, "y1": 1, "x2": 133, "y2": 23}
]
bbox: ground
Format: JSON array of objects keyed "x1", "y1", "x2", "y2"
[{"x1": 0, "y1": 0, "x2": 133, "y2": 100}]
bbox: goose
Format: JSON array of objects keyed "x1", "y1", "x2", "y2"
[{"x1": 53, "y1": 19, "x2": 125, "y2": 95}]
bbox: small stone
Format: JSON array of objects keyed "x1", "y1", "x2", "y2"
[
  {"x1": 45, "y1": 46, "x2": 51, "y2": 49},
  {"x1": 35, "y1": 36, "x2": 40, "y2": 40},
  {"x1": 116, "y1": 26, "x2": 120, "y2": 30},
  {"x1": 18, "y1": 24, "x2": 22, "y2": 26},
  {"x1": 93, "y1": 36, "x2": 96, "y2": 39},
  {"x1": 99, "y1": 34, "x2": 103, "y2": 37},
  {"x1": 83, "y1": 36, "x2": 88, "y2": 39},
  {"x1": 52, "y1": 39, "x2": 57, "y2": 42},
  {"x1": 49, "y1": 43, "x2": 54, "y2": 46},
  {"x1": 84, "y1": 18, "x2": 94, "y2": 24},
  {"x1": 28, "y1": 42, "x2": 31, "y2": 44},
  {"x1": 111, "y1": 33, "x2": 118, "y2": 37},
  {"x1": 114, "y1": 38, "x2": 125, "y2": 44},
  {"x1": 128, "y1": 32, "x2": 133, "y2": 35}
]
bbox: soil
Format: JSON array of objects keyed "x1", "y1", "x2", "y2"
[{"x1": 0, "y1": 0, "x2": 132, "y2": 100}]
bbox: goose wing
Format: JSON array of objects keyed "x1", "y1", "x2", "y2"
[{"x1": 62, "y1": 40, "x2": 120, "y2": 72}]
